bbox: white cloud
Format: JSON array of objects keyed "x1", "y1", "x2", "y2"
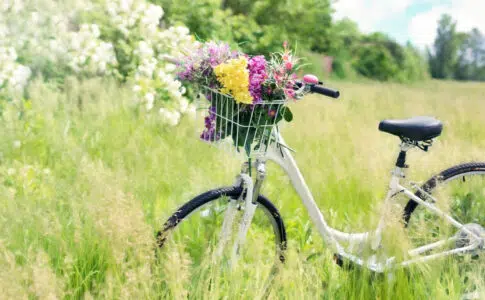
[
  {"x1": 334, "y1": 0, "x2": 485, "y2": 48},
  {"x1": 408, "y1": 6, "x2": 446, "y2": 48},
  {"x1": 408, "y1": 0, "x2": 485, "y2": 48},
  {"x1": 333, "y1": 0, "x2": 414, "y2": 33}
]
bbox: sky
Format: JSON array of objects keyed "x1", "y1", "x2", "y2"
[{"x1": 333, "y1": 0, "x2": 485, "y2": 49}]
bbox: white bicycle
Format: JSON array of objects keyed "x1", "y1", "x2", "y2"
[{"x1": 157, "y1": 77, "x2": 484, "y2": 281}]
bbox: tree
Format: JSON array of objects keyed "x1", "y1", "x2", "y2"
[
  {"x1": 329, "y1": 18, "x2": 360, "y2": 52},
  {"x1": 455, "y1": 31, "x2": 475, "y2": 80},
  {"x1": 401, "y1": 42, "x2": 429, "y2": 81},
  {"x1": 352, "y1": 33, "x2": 400, "y2": 81},
  {"x1": 221, "y1": 0, "x2": 253, "y2": 15},
  {"x1": 428, "y1": 14, "x2": 460, "y2": 79},
  {"x1": 250, "y1": 0, "x2": 333, "y2": 53},
  {"x1": 455, "y1": 28, "x2": 485, "y2": 81},
  {"x1": 327, "y1": 18, "x2": 361, "y2": 78}
]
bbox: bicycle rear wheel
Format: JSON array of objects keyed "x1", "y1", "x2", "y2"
[
  {"x1": 157, "y1": 186, "x2": 286, "y2": 269},
  {"x1": 404, "y1": 162, "x2": 485, "y2": 297}
]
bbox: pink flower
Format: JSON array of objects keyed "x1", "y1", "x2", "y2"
[
  {"x1": 285, "y1": 88, "x2": 295, "y2": 99},
  {"x1": 285, "y1": 61, "x2": 293, "y2": 70}
]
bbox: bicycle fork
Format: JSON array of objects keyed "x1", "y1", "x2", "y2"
[{"x1": 215, "y1": 160, "x2": 266, "y2": 265}]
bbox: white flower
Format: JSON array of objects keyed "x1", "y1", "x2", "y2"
[
  {"x1": 7, "y1": 168, "x2": 16, "y2": 176},
  {"x1": 164, "y1": 63, "x2": 176, "y2": 73},
  {"x1": 159, "y1": 108, "x2": 180, "y2": 126},
  {"x1": 90, "y1": 24, "x2": 100, "y2": 38},
  {"x1": 132, "y1": 85, "x2": 141, "y2": 92},
  {"x1": 186, "y1": 104, "x2": 196, "y2": 119},
  {"x1": 135, "y1": 41, "x2": 154, "y2": 59},
  {"x1": 98, "y1": 61, "x2": 107, "y2": 73},
  {"x1": 178, "y1": 98, "x2": 188, "y2": 113},
  {"x1": 0, "y1": 47, "x2": 31, "y2": 93},
  {"x1": 66, "y1": 24, "x2": 117, "y2": 75},
  {"x1": 145, "y1": 92, "x2": 154, "y2": 110},
  {"x1": 141, "y1": 4, "x2": 163, "y2": 29},
  {"x1": 13, "y1": 140, "x2": 21, "y2": 148},
  {"x1": 31, "y1": 12, "x2": 40, "y2": 24},
  {"x1": 119, "y1": 0, "x2": 132, "y2": 12}
]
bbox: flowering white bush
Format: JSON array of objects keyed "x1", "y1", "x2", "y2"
[
  {"x1": 156, "y1": 26, "x2": 197, "y2": 60},
  {"x1": 100, "y1": 0, "x2": 197, "y2": 125},
  {"x1": 1, "y1": 0, "x2": 25, "y2": 13},
  {"x1": 132, "y1": 39, "x2": 196, "y2": 122},
  {"x1": 0, "y1": 0, "x2": 196, "y2": 126},
  {"x1": 105, "y1": 0, "x2": 164, "y2": 38},
  {"x1": 0, "y1": 47, "x2": 31, "y2": 95},
  {"x1": 0, "y1": 0, "x2": 88, "y2": 68},
  {"x1": 67, "y1": 24, "x2": 117, "y2": 76}
]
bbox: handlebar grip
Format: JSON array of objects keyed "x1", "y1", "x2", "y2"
[{"x1": 310, "y1": 85, "x2": 340, "y2": 99}]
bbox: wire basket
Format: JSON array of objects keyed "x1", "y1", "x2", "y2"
[{"x1": 196, "y1": 86, "x2": 287, "y2": 158}]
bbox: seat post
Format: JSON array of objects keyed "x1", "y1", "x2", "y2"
[
  {"x1": 395, "y1": 150, "x2": 407, "y2": 168},
  {"x1": 395, "y1": 140, "x2": 414, "y2": 168}
]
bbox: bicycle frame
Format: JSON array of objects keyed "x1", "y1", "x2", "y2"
[{"x1": 225, "y1": 132, "x2": 483, "y2": 272}]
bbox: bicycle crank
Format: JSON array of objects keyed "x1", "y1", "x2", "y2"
[{"x1": 455, "y1": 223, "x2": 485, "y2": 257}]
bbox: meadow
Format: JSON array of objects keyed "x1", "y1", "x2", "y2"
[{"x1": 1, "y1": 78, "x2": 484, "y2": 299}]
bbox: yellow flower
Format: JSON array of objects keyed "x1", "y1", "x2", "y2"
[{"x1": 214, "y1": 57, "x2": 253, "y2": 104}]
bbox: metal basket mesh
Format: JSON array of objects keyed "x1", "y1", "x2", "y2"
[{"x1": 196, "y1": 86, "x2": 286, "y2": 158}]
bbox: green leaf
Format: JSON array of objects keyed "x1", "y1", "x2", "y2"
[
  {"x1": 232, "y1": 124, "x2": 256, "y2": 157},
  {"x1": 282, "y1": 106, "x2": 293, "y2": 122}
]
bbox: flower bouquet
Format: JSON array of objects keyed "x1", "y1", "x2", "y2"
[{"x1": 177, "y1": 42, "x2": 302, "y2": 156}]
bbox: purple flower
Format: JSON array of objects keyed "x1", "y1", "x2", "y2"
[
  {"x1": 200, "y1": 106, "x2": 221, "y2": 141},
  {"x1": 177, "y1": 65, "x2": 194, "y2": 81},
  {"x1": 248, "y1": 56, "x2": 267, "y2": 104},
  {"x1": 177, "y1": 41, "x2": 239, "y2": 89},
  {"x1": 206, "y1": 42, "x2": 233, "y2": 67}
]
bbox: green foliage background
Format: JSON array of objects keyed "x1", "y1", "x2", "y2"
[
  {"x1": 155, "y1": 1, "x2": 485, "y2": 82},
  {"x1": 155, "y1": 0, "x2": 430, "y2": 82}
]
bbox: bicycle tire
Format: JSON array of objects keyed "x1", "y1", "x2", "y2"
[{"x1": 157, "y1": 186, "x2": 287, "y2": 262}]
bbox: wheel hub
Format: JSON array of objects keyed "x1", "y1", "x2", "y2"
[{"x1": 455, "y1": 223, "x2": 485, "y2": 256}]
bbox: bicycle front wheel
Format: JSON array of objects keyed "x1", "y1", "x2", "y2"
[{"x1": 157, "y1": 186, "x2": 287, "y2": 269}]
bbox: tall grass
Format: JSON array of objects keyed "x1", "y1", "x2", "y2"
[{"x1": 1, "y1": 78, "x2": 484, "y2": 299}]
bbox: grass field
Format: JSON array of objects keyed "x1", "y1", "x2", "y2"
[{"x1": 1, "y1": 78, "x2": 484, "y2": 299}]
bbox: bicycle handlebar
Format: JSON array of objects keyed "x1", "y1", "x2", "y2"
[
  {"x1": 310, "y1": 85, "x2": 340, "y2": 99},
  {"x1": 300, "y1": 74, "x2": 340, "y2": 99}
]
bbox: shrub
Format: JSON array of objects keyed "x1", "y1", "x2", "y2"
[{"x1": 0, "y1": 0, "x2": 198, "y2": 126}]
